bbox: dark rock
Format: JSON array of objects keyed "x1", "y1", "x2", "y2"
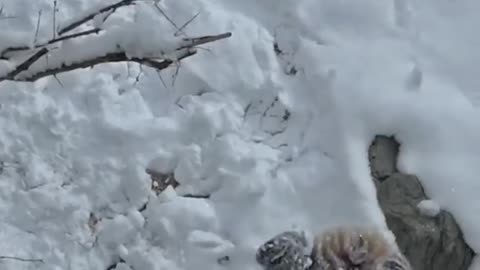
[
  {"x1": 368, "y1": 135, "x2": 399, "y2": 182},
  {"x1": 368, "y1": 135, "x2": 475, "y2": 270}
]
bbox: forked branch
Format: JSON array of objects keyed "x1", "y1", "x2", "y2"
[
  {"x1": 58, "y1": 0, "x2": 136, "y2": 35},
  {"x1": 0, "y1": 0, "x2": 232, "y2": 83}
]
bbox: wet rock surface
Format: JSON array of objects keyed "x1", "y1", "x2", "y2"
[{"x1": 368, "y1": 135, "x2": 475, "y2": 270}]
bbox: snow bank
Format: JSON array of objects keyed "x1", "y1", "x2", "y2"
[{"x1": 1, "y1": 0, "x2": 480, "y2": 269}]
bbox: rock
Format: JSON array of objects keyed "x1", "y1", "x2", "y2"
[
  {"x1": 368, "y1": 135, "x2": 475, "y2": 270},
  {"x1": 368, "y1": 135, "x2": 399, "y2": 182}
]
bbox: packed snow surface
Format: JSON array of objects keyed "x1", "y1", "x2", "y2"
[
  {"x1": 417, "y1": 199, "x2": 441, "y2": 218},
  {"x1": 1, "y1": 0, "x2": 480, "y2": 269}
]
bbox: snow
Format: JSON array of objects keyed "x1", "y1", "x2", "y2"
[
  {"x1": 97, "y1": 214, "x2": 137, "y2": 247},
  {"x1": 146, "y1": 149, "x2": 178, "y2": 174},
  {"x1": 186, "y1": 230, "x2": 235, "y2": 265},
  {"x1": 57, "y1": 0, "x2": 124, "y2": 33},
  {"x1": 417, "y1": 200, "x2": 441, "y2": 217},
  {"x1": 0, "y1": 0, "x2": 480, "y2": 269}
]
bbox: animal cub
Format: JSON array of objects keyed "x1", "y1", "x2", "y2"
[{"x1": 256, "y1": 226, "x2": 412, "y2": 270}]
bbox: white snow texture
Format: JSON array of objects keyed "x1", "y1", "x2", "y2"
[
  {"x1": 417, "y1": 199, "x2": 441, "y2": 218},
  {"x1": 0, "y1": 0, "x2": 480, "y2": 269}
]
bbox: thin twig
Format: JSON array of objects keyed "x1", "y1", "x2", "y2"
[
  {"x1": 153, "y1": 3, "x2": 180, "y2": 31},
  {"x1": 175, "y1": 11, "x2": 200, "y2": 37},
  {"x1": 52, "y1": 0, "x2": 57, "y2": 39},
  {"x1": 0, "y1": 255, "x2": 44, "y2": 263},
  {"x1": 47, "y1": 28, "x2": 101, "y2": 44},
  {"x1": 101, "y1": 9, "x2": 116, "y2": 24},
  {"x1": 58, "y1": 0, "x2": 136, "y2": 35},
  {"x1": 0, "y1": 30, "x2": 231, "y2": 83},
  {"x1": 133, "y1": 64, "x2": 144, "y2": 86},
  {"x1": 53, "y1": 74, "x2": 64, "y2": 87},
  {"x1": 182, "y1": 194, "x2": 210, "y2": 199},
  {"x1": 171, "y1": 61, "x2": 180, "y2": 86},
  {"x1": 156, "y1": 70, "x2": 168, "y2": 89},
  {"x1": 195, "y1": 46, "x2": 214, "y2": 54},
  {"x1": 34, "y1": 10, "x2": 43, "y2": 45}
]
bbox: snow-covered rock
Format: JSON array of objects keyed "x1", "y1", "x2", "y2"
[{"x1": 369, "y1": 136, "x2": 474, "y2": 270}]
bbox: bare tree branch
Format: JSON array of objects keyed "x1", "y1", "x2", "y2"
[
  {"x1": 0, "y1": 0, "x2": 233, "y2": 84},
  {"x1": 13, "y1": 49, "x2": 196, "y2": 82},
  {"x1": 58, "y1": 0, "x2": 136, "y2": 35},
  {"x1": 153, "y1": 2, "x2": 180, "y2": 32},
  {"x1": 0, "y1": 255, "x2": 44, "y2": 263},
  {"x1": 179, "y1": 32, "x2": 232, "y2": 50},
  {"x1": 175, "y1": 11, "x2": 200, "y2": 37},
  {"x1": 1, "y1": 28, "x2": 101, "y2": 59},
  {"x1": 183, "y1": 193, "x2": 210, "y2": 199},
  {"x1": 3, "y1": 48, "x2": 49, "y2": 80},
  {"x1": 1, "y1": 0, "x2": 130, "y2": 58},
  {"x1": 46, "y1": 28, "x2": 101, "y2": 45}
]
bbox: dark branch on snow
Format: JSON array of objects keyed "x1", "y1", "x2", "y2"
[
  {"x1": 0, "y1": 0, "x2": 232, "y2": 84},
  {"x1": 0, "y1": 255, "x2": 44, "y2": 263},
  {"x1": 16, "y1": 49, "x2": 197, "y2": 82},
  {"x1": 1, "y1": 28, "x2": 101, "y2": 59},
  {"x1": 4, "y1": 48, "x2": 49, "y2": 80},
  {"x1": 58, "y1": 0, "x2": 136, "y2": 35}
]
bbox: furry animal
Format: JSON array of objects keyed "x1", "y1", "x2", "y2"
[
  {"x1": 256, "y1": 230, "x2": 312, "y2": 270},
  {"x1": 309, "y1": 226, "x2": 412, "y2": 270},
  {"x1": 255, "y1": 227, "x2": 412, "y2": 270}
]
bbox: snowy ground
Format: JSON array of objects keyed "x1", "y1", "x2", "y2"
[{"x1": 0, "y1": 0, "x2": 480, "y2": 269}]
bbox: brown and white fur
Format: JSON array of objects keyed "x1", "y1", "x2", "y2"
[{"x1": 310, "y1": 226, "x2": 412, "y2": 270}]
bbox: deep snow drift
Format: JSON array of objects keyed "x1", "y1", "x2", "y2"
[{"x1": 0, "y1": 0, "x2": 480, "y2": 269}]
